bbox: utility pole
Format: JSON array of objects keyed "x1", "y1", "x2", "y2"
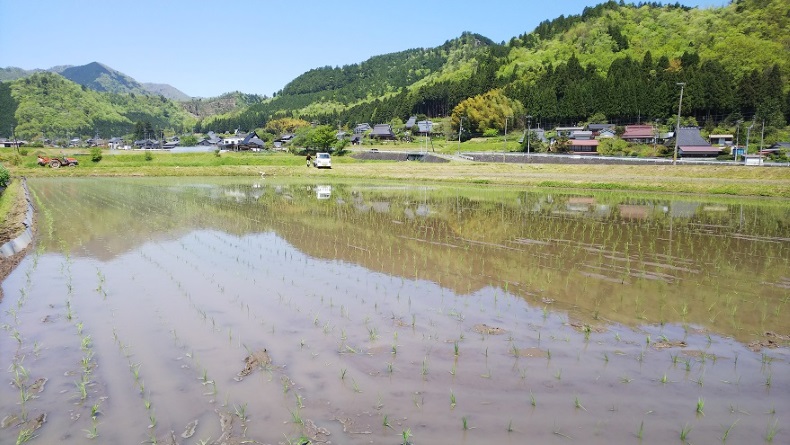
[
  {"x1": 503, "y1": 117, "x2": 508, "y2": 163},
  {"x1": 735, "y1": 119, "x2": 742, "y2": 160},
  {"x1": 672, "y1": 82, "x2": 686, "y2": 165},
  {"x1": 457, "y1": 117, "x2": 464, "y2": 156},
  {"x1": 526, "y1": 115, "x2": 532, "y2": 158},
  {"x1": 745, "y1": 121, "x2": 754, "y2": 156},
  {"x1": 760, "y1": 119, "x2": 765, "y2": 152}
]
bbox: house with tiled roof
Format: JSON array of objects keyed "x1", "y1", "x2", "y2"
[
  {"x1": 370, "y1": 124, "x2": 396, "y2": 140},
  {"x1": 677, "y1": 127, "x2": 720, "y2": 157},
  {"x1": 621, "y1": 125, "x2": 655, "y2": 144}
]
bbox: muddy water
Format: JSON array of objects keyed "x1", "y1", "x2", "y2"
[{"x1": 1, "y1": 177, "x2": 788, "y2": 444}]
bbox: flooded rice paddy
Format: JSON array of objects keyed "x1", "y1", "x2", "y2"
[{"x1": 2, "y1": 177, "x2": 789, "y2": 445}]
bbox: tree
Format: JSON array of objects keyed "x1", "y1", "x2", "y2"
[
  {"x1": 180, "y1": 135, "x2": 198, "y2": 146},
  {"x1": 451, "y1": 89, "x2": 524, "y2": 133},
  {"x1": 133, "y1": 121, "x2": 145, "y2": 141},
  {"x1": 308, "y1": 125, "x2": 338, "y2": 151}
]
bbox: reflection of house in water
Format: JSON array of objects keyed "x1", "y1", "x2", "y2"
[
  {"x1": 371, "y1": 201, "x2": 390, "y2": 213},
  {"x1": 404, "y1": 204, "x2": 431, "y2": 219},
  {"x1": 566, "y1": 197, "x2": 595, "y2": 213},
  {"x1": 669, "y1": 202, "x2": 700, "y2": 218},
  {"x1": 315, "y1": 185, "x2": 332, "y2": 200},
  {"x1": 618, "y1": 204, "x2": 652, "y2": 220}
]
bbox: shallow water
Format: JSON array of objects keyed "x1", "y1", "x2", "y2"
[{"x1": 1, "y1": 177, "x2": 788, "y2": 444}]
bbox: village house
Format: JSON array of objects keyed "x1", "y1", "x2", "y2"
[
  {"x1": 353, "y1": 123, "x2": 372, "y2": 134},
  {"x1": 568, "y1": 139, "x2": 600, "y2": 154},
  {"x1": 555, "y1": 126, "x2": 584, "y2": 138},
  {"x1": 709, "y1": 134, "x2": 734, "y2": 146},
  {"x1": 621, "y1": 125, "x2": 656, "y2": 144},
  {"x1": 586, "y1": 123, "x2": 615, "y2": 136},
  {"x1": 676, "y1": 127, "x2": 721, "y2": 158},
  {"x1": 370, "y1": 124, "x2": 396, "y2": 140}
]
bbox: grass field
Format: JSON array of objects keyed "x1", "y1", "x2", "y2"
[{"x1": 4, "y1": 147, "x2": 789, "y2": 197}]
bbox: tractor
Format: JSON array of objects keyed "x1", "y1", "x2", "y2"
[{"x1": 37, "y1": 155, "x2": 79, "y2": 168}]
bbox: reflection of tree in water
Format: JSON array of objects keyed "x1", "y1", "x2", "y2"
[{"x1": 29, "y1": 177, "x2": 789, "y2": 342}]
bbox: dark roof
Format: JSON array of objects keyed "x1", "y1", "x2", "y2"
[
  {"x1": 768, "y1": 142, "x2": 790, "y2": 150},
  {"x1": 677, "y1": 127, "x2": 711, "y2": 147},
  {"x1": 354, "y1": 123, "x2": 371, "y2": 133},
  {"x1": 405, "y1": 116, "x2": 417, "y2": 128},
  {"x1": 245, "y1": 137, "x2": 265, "y2": 147},
  {"x1": 371, "y1": 124, "x2": 395, "y2": 138},
  {"x1": 241, "y1": 131, "x2": 260, "y2": 145}
]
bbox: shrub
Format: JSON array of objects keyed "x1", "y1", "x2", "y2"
[
  {"x1": 144, "y1": 151, "x2": 153, "y2": 161},
  {"x1": 19, "y1": 148, "x2": 29, "y2": 156},
  {"x1": 483, "y1": 128, "x2": 499, "y2": 138},
  {"x1": 90, "y1": 146, "x2": 103, "y2": 163},
  {"x1": 0, "y1": 164, "x2": 9, "y2": 188}
]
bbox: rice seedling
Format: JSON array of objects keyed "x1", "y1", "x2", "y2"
[
  {"x1": 285, "y1": 407, "x2": 303, "y2": 426},
  {"x1": 765, "y1": 419, "x2": 779, "y2": 442},
  {"x1": 91, "y1": 403, "x2": 102, "y2": 419},
  {"x1": 16, "y1": 428, "x2": 36, "y2": 444},
  {"x1": 234, "y1": 403, "x2": 248, "y2": 422},
  {"x1": 76, "y1": 380, "x2": 88, "y2": 400},
  {"x1": 421, "y1": 357, "x2": 428, "y2": 376},
  {"x1": 84, "y1": 423, "x2": 99, "y2": 439},
  {"x1": 401, "y1": 428, "x2": 412, "y2": 445},
  {"x1": 450, "y1": 390, "x2": 456, "y2": 408},
  {"x1": 462, "y1": 416, "x2": 469, "y2": 430},
  {"x1": 721, "y1": 419, "x2": 738, "y2": 442},
  {"x1": 574, "y1": 395, "x2": 586, "y2": 411},
  {"x1": 507, "y1": 419, "x2": 514, "y2": 433},
  {"x1": 696, "y1": 397, "x2": 705, "y2": 415},
  {"x1": 530, "y1": 391, "x2": 536, "y2": 407},
  {"x1": 637, "y1": 420, "x2": 644, "y2": 440},
  {"x1": 340, "y1": 368, "x2": 347, "y2": 380},
  {"x1": 383, "y1": 414, "x2": 393, "y2": 429},
  {"x1": 680, "y1": 423, "x2": 692, "y2": 441}
]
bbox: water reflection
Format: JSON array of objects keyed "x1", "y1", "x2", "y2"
[{"x1": 27, "y1": 177, "x2": 790, "y2": 342}]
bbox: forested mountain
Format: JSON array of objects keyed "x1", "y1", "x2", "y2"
[
  {"x1": 141, "y1": 83, "x2": 192, "y2": 101},
  {"x1": 1, "y1": 62, "x2": 191, "y2": 101},
  {"x1": 0, "y1": 72, "x2": 195, "y2": 140},
  {"x1": 59, "y1": 62, "x2": 151, "y2": 96},
  {"x1": 200, "y1": 0, "x2": 789, "y2": 135},
  {"x1": 182, "y1": 92, "x2": 267, "y2": 120}
]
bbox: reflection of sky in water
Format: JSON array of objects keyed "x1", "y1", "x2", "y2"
[
  {"x1": 24, "y1": 177, "x2": 790, "y2": 342},
  {"x1": 2, "y1": 177, "x2": 788, "y2": 445}
]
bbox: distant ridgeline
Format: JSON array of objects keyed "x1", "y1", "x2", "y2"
[{"x1": 1, "y1": 0, "x2": 788, "y2": 140}]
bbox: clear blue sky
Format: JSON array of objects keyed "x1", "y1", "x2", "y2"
[{"x1": 0, "y1": 0, "x2": 727, "y2": 98}]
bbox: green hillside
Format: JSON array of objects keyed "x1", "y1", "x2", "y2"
[
  {"x1": 0, "y1": 72, "x2": 195, "y2": 141},
  {"x1": 199, "y1": 0, "x2": 789, "y2": 135}
]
